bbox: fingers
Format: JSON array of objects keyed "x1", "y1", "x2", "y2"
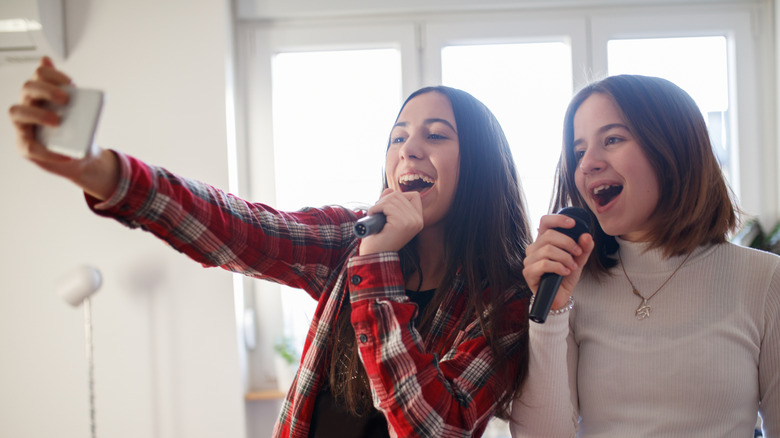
[
  {"x1": 523, "y1": 213, "x2": 594, "y2": 294},
  {"x1": 9, "y1": 58, "x2": 81, "y2": 167},
  {"x1": 21, "y1": 61, "x2": 71, "y2": 106},
  {"x1": 527, "y1": 219, "x2": 583, "y2": 270},
  {"x1": 21, "y1": 80, "x2": 70, "y2": 107},
  {"x1": 525, "y1": 241, "x2": 577, "y2": 279},
  {"x1": 10, "y1": 57, "x2": 70, "y2": 143},
  {"x1": 17, "y1": 56, "x2": 70, "y2": 107},
  {"x1": 8, "y1": 58, "x2": 118, "y2": 199},
  {"x1": 370, "y1": 189, "x2": 424, "y2": 234},
  {"x1": 34, "y1": 56, "x2": 71, "y2": 86},
  {"x1": 367, "y1": 189, "x2": 423, "y2": 229},
  {"x1": 359, "y1": 189, "x2": 424, "y2": 255},
  {"x1": 536, "y1": 213, "x2": 578, "y2": 237},
  {"x1": 9, "y1": 103, "x2": 60, "y2": 128}
]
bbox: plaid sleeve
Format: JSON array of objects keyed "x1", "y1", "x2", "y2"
[
  {"x1": 87, "y1": 151, "x2": 360, "y2": 295},
  {"x1": 347, "y1": 252, "x2": 527, "y2": 437}
]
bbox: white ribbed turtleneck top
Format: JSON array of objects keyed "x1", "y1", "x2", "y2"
[{"x1": 511, "y1": 239, "x2": 780, "y2": 437}]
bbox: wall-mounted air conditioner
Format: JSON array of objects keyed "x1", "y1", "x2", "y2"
[{"x1": 0, "y1": 0, "x2": 65, "y2": 65}]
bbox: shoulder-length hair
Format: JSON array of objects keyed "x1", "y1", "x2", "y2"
[
  {"x1": 552, "y1": 74, "x2": 738, "y2": 275},
  {"x1": 331, "y1": 86, "x2": 532, "y2": 419}
]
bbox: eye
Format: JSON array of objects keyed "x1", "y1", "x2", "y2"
[
  {"x1": 605, "y1": 136, "x2": 621, "y2": 146},
  {"x1": 391, "y1": 136, "x2": 406, "y2": 144},
  {"x1": 428, "y1": 133, "x2": 447, "y2": 140},
  {"x1": 573, "y1": 149, "x2": 585, "y2": 161}
]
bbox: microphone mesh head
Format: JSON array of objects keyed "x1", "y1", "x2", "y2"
[
  {"x1": 557, "y1": 207, "x2": 591, "y2": 238},
  {"x1": 558, "y1": 206, "x2": 590, "y2": 225}
]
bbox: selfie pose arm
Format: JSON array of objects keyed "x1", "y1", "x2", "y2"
[{"x1": 10, "y1": 58, "x2": 358, "y2": 294}]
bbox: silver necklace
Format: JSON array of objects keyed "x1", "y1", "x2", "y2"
[{"x1": 618, "y1": 250, "x2": 692, "y2": 320}]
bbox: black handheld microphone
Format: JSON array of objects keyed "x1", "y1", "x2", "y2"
[
  {"x1": 354, "y1": 213, "x2": 387, "y2": 238},
  {"x1": 529, "y1": 207, "x2": 591, "y2": 324}
]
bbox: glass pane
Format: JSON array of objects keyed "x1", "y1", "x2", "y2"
[
  {"x1": 441, "y1": 42, "x2": 573, "y2": 232},
  {"x1": 443, "y1": 43, "x2": 570, "y2": 438},
  {"x1": 271, "y1": 49, "x2": 403, "y2": 346},
  {"x1": 608, "y1": 36, "x2": 731, "y2": 180},
  {"x1": 272, "y1": 49, "x2": 403, "y2": 211}
]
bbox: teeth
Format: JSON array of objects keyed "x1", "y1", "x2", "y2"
[
  {"x1": 592, "y1": 184, "x2": 617, "y2": 195},
  {"x1": 399, "y1": 174, "x2": 434, "y2": 184}
]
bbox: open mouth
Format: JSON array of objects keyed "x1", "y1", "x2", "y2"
[
  {"x1": 592, "y1": 184, "x2": 623, "y2": 207},
  {"x1": 399, "y1": 174, "x2": 434, "y2": 193}
]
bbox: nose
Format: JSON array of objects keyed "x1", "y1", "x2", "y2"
[
  {"x1": 400, "y1": 135, "x2": 424, "y2": 160},
  {"x1": 578, "y1": 147, "x2": 605, "y2": 174}
]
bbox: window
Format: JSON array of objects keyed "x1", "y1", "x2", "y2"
[
  {"x1": 589, "y1": 8, "x2": 765, "y2": 219},
  {"x1": 236, "y1": 21, "x2": 417, "y2": 397},
  {"x1": 236, "y1": 6, "x2": 772, "y2": 436},
  {"x1": 242, "y1": 6, "x2": 765, "y2": 244},
  {"x1": 440, "y1": 42, "x2": 572, "y2": 229},
  {"x1": 271, "y1": 47, "x2": 403, "y2": 352},
  {"x1": 607, "y1": 36, "x2": 732, "y2": 179},
  {"x1": 271, "y1": 49, "x2": 402, "y2": 211}
]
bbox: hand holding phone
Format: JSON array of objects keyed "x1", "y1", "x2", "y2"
[{"x1": 37, "y1": 85, "x2": 104, "y2": 159}]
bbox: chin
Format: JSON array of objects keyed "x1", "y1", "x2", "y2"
[{"x1": 598, "y1": 224, "x2": 622, "y2": 238}]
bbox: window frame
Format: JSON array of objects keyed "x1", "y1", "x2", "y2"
[
  {"x1": 589, "y1": 5, "x2": 770, "y2": 224},
  {"x1": 233, "y1": 2, "x2": 776, "y2": 409},
  {"x1": 421, "y1": 13, "x2": 588, "y2": 87}
]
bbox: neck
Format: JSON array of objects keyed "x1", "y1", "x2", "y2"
[{"x1": 406, "y1": 226, "x2": 447, "y2": 291}]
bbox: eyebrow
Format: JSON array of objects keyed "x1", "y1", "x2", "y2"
[
  {"x1": 393, "y1": 118, "x2": 458, "y2": 133},
  {"x1": 572, "y1": 123, "x2": 630, "y2": 147}
]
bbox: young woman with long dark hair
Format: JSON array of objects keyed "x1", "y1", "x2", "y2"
[{"x1": 11, "y1": 58, "x2": 533, "y2": 437}]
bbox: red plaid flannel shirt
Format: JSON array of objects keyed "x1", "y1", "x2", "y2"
[{"x1": 89, "y1": 152, "x2": 529, "y2": 437}]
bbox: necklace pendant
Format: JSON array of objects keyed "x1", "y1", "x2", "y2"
[{"x1": 635, "y1": 299, "x2": 651, "y2": 320}]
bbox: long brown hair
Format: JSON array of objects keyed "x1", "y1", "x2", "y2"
[
  {"x1": 552, "y1": 74, "x2": 738, "y2": 275},
  {"x1": 329, "y1": 86, "x2": 532, "y2": 419}
]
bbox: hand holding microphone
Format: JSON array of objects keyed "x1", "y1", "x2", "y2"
[
  {"x1": 355, "y1": 189, "x2": 423, "y2": 255},
  {"x1": 528, "y1": 207, "x2": 591, "y2": 323}
]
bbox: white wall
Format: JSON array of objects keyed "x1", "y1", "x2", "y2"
[{"x1": 0, "y1": 1, "x2": 248, "y2": 437}]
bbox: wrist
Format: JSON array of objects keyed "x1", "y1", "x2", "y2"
[
  {"x1": 551, "y1": 294, "x2": 575, "y2": 312},
  {"x1": 529, "y1": 294, "x2": 574, "y2": 316},
  {"x1": 76, "y1": 148, "x2": 119, "y2": 201},
  {"x1": 550, "y1": 295, "x2": 574, "y2": 314}
]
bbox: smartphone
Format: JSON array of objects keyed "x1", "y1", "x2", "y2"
[{"x1": 37, "y1": 85, "x2": 105, "y2": 159}]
